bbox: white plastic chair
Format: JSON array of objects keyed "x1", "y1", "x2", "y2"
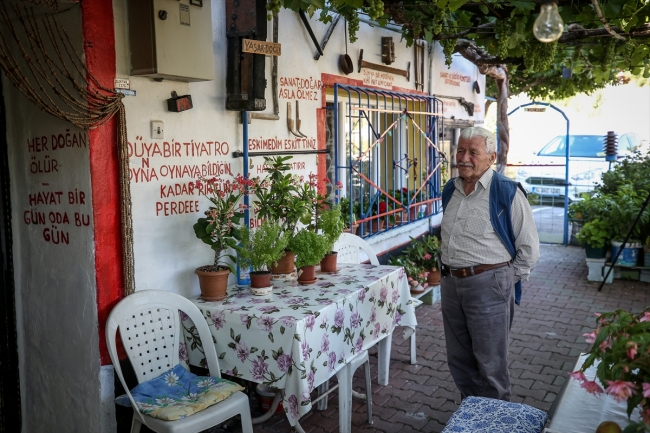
[
  {"x1": 334, "y1": 232, "x2": 380, "y2": 265},
  {"x1": 315, "y1": 350, "x2": 372, "y2": 433},
  {"x1": 106, "y1": 290, "x2": 253, "y2": 433},
  {"x1": 334, "y1": 233, "x2": 418, "y2": 372}
]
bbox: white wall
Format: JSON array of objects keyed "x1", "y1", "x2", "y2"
[
  {"x1": 2, "y1": 5, "x2": 103, "y2": 432},
  {"x1": 112, "y1": 0, "x2": 484, "y2": 299}
]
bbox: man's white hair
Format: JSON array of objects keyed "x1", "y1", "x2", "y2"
[{"x1": 459, "y1": 127, "x2": 497, "y2": 154}]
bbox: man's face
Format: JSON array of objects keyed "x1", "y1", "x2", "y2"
[{"x1": 456, "y1": 136, "x2": 496, "y2": 183}]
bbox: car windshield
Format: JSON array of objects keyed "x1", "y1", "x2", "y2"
[{"x1": 537, "y1": 135, "x2": 606, "y2": 158}]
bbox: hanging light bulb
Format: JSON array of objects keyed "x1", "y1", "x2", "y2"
[{"x1": 533, "y1": 0, "x2": 564, "y2": 43}]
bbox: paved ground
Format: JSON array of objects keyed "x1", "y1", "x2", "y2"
[{"x1": 246, "y1": 244, "x2": 650, "y2": 433}]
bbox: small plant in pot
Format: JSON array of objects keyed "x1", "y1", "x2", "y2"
[
  {"x1": 405, "y1": 234, "x2": 442, "y2": 285},
  {"x1": 319, "y1": 205, "x2": 345, "y2": 272},
  {"x1": 576, "y1": 218, "x2": 610, "y2": 259},
  {"x1": 388, "y1": 255, "x2": 428, "y2": 294},
  {"x1": 250, "y1": 156, "x2": 311, "y2": 274},
  {"x1": 193, "y1": 175, "x2": 247, "y2": 301},
  {"x1": 290, "y1": 229, "x2": 329, "y2": 285},
  {"x1": 238, "y1": 220, "x2": 289, "y2": 291}
]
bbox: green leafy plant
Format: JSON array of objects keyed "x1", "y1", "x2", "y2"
[
  {"x1": 606, "y1": 184, "x2": 650, "y2": 242},
  {"x1": 319, "y1": 205, "x2": 345, "y2": 253},
  {"x1": 388, "y1": 255, "x2": 428, "y2": 289},
  {"x1": 405, "y1": 234, "x2": 442, "y2": 270},
  {"x1": 238, "y1": 220, "x2": 289, "y2": 273},
  {"x1": 290, "y1": 229, "x2": 329, "y2": 269},
  {"x1": 572, "y1": 308, "x2": 650, "y2": 431},
  {"x1": 193, "y1": 175, "x2": 248, "y2": 272},
  {"x1": 339, "y1": 196, "x2": 360, "y2": 229},
  {"x1": 251, "y1": 156, "x2": 310, "y2": 236},
  {"x1": 576, "y1": 219, "x2": 611, "y2": 249}
]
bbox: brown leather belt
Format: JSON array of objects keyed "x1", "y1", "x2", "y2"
[{"x1": 442, "y1": 261, "x2": 511, "y2": 278}]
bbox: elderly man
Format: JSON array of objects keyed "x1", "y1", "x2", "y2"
[{"x1": 440, "y1": 126, "x2": 540, "y2": 401}]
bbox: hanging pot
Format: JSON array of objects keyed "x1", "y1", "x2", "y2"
[{"x1": 339, "y1": 19, "x2": 353, "y2": 75}]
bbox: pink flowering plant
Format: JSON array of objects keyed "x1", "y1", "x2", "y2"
[
  {"x1": 193, "y1": 174, "x2": 250, "y2": 273},
  {"x1": 572, "y1": 308, "x2": 650, "y2": 431},
  {"x1": 388, "y1": 255, "x2": 428, "y2": 289}
]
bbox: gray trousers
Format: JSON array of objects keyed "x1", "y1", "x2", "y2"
[{"x1": 440, "y1": 265, "x2": 515, "y2": 401}]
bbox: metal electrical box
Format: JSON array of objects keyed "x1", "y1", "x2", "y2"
[{"x1": 127, "y1": 0, "x2": 214, "y2": 82}]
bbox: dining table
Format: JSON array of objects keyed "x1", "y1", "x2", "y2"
[{"x1": 180, "y1": 263, "x2": 418, "y2": 427}]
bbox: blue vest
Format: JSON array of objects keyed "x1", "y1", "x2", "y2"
[{"x1": 441, "y1": 171, "x2": 526, "y2": 305}]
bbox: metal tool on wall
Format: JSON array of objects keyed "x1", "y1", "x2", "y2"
[
  {"x1": 314, "y1": 13, "x2": 341, "y2": 60},
  {"x1": 287, "y1": 101, "x2": 307, "y2": 137},
  {"x1": 358, "y1": 49, "x2": 410, "y2": 81},
  {"x1": 413, "y1": 41, "x2": 425, "y2": 91},
  {"x1": 295, "y1": 101, "x2": 307, "y2": 137},
  {"x1": 339, "y1": 20, "x2": 353, "y2": 75}
]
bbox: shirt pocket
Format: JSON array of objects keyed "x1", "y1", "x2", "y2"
[{"x1": 463, "y1": 213, "x2": 493, "y2": 238}]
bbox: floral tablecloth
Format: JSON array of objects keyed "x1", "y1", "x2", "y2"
[{"x1": 181, "y1": 263, "x2": 417, "y2": 426}]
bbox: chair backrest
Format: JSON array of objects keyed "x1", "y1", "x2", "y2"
[
  {"x1": 333, "y1": 233, "x2": 379, "y2": 265},
  {"x1": 106, "y1": 290, "x2": 221, "y2": 389}
]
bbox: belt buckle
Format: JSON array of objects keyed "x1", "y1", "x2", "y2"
[{"x1": 461, "y1": 268, "x2": 467, "y2": 277}]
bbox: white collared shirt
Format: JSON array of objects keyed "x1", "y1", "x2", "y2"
[{"x1": 441, "y1": 168, "x2": 540, "y2": 282}]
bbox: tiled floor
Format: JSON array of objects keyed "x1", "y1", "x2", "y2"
[{"x1": 249, "y1": 244, "x2": 650, "y2": 432}]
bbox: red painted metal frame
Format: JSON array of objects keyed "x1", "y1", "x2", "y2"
[{"x1": 81, "y1": 0, "x2": 123, "y2": 365}]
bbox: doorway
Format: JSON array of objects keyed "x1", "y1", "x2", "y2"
[{"x1": 0, "y1": 75, "x2": 21, "y2": 432}]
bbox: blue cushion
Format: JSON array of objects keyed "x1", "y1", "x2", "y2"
[
  {"x1": 115, "y1": 364, "x2": 244, "y2": 421},
  {"x1": 442, "y1": 396, "x2": 548, "y2": 433}
]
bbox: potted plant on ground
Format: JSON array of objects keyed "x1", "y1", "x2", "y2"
[
  {"x1": 576, "y1": 218, "x2": 610, "y2": 259},
  {"x1": 607, "y1": 185, "x2": 649, "y2": 266},
  {"x1": 250, "y1": 155, "x2": 310, "y2": 274},
  {"x1": 319, "y1": 205, "x2": 345, "y2": 272},
  {"x1": 339, "y1": 196, "x2": 360, "y2": 234},
  {"x1": 290, "y1": 229, "x2": 329, "y2": 285},
  {"x1": 193, "y1": 175, "x2": 247, "y2": 301},
  {"x1": 388, "y1": 255, "x2": 428, "y2": 294},
  {"x1": 238, "y1": 220, "x2": 289, "y2": 291},
  {"x1": 404, "y1": 234, "x2": 442, "y2": 285}
]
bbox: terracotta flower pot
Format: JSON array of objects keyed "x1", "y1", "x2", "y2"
[
  {"x1": 250, "y1": 271, "x2": 272, "y2": 288},
  {"x1": 427, "y1": 267, "x2": 441, "y2": 285},
  {"x1": 297, "y1": 265, "x2": 317, "y2": 285},
  {"x1": 271, "y1": 250, "x2": 295, "y2": 274},
  {"x1": 370, "y1": 219, "x2": 385, "y2": 232},
  {"x1": 320, "y1": 252, "x2": 338, "y2": 272},
  {"x1": 195, "y1": 267, "x2": 230, "y2": 301}
]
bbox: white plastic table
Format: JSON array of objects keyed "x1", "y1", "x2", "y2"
[
  {"x1": 181, "y1": 263, "x2": 417, "y2": 427},
  {"x1": 545, "y1": 354, "x2": 642, "y2": 433}
]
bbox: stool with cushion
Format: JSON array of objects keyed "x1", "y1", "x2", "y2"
[
  {"x1": 106, "y1": 289, "x2": 253, "y2": 433},
  {"x1": 441, "y1": 396, "x2": 547, "y2": 433}
]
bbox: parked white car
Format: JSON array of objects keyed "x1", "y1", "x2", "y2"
[{"x1": 515, "y1": 133, "x2": 642, "y2": 202}]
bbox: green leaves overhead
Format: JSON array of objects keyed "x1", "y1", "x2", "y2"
[{"x1": 277, "y1": 0, "x2": 650, "y2": 99}]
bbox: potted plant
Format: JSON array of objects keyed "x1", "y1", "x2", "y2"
[
  {"x1": 576, "y1": 218, "x2": 610, "y2": 259},
  {"x1": 388, "y1": 255, "x2": 428, "y2": 294},
  {"x1": 607, "y1": 185, "x2": 649, "y2": 266},
  {"x1": 404, "y1": 234, "x2": 442, "y2": 285},
  {"x1": 193, "y1": 175, "x2": 247, "y2": 301},
  {"x1": 238, "y1": 220, "x2": 289, "y2": 290},
  {"x1": 290, "y1": 229, "x2": 329, "y2": 285},
  {"x1": 339, "y1": 196, "x2": 360, "y2": 234},
  {"x1": 319, "y1": 205, "x2": 345, "y2": 272},
  {"x1": 571, "y1": 308, "x2": 650, "y2": 431},
  {"x1": 250, "y1": 156, "x2": 310, "y2": 274}
]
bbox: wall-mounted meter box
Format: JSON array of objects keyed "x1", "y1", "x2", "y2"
[{"x1": 127, "y1": 0, "x2": 214, "y2": 82}]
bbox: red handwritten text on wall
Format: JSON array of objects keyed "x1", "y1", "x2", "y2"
[{"x1": 279, "y1": 76, "x2": 323, "y2": 101}]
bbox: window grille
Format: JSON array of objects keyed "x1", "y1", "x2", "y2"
[{"x1": 333, "y1": 84, "x2": 446, "y2": 237}]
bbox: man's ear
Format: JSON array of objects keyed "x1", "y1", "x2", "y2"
[{"x1": 490, "y1": 152, "x2": 497, "y2": 164}]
